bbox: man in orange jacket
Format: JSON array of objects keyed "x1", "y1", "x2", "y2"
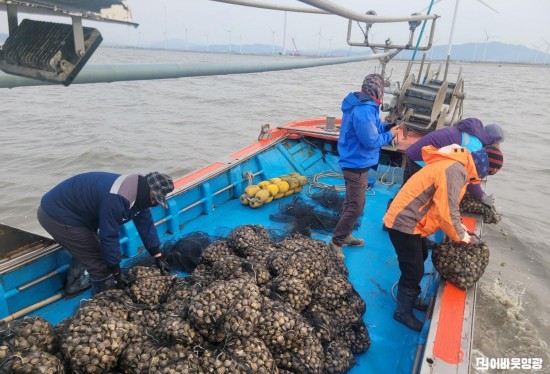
[{"x1": 383, "y1": 144, "x2": 477, "y2": 332}]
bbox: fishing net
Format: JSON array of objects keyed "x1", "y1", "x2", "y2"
[
  {"x1": 163, "y1": 231, "x2": 214, "y2": 273},
  {"x1": 123, "y1": 231, "x2": 216, "y2": 273},
  {"x1": 269, "y1": 196, "x2": 355, "y2": 236}
]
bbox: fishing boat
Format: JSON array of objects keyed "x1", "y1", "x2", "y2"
[{"x1": 0, "y1": 1, "x2": 485, "y2": 373}]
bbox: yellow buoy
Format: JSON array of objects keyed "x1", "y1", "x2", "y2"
[
  {"x1": 265, "y1": 196, "x2": 274, "y2": 204},
  {"x1": 297, "y1": 176, "x2": 308, "y2": 186},
  {"x1": 266, "y1": 184, "x2": 279, "y2": 196},
  {"x1": 255, "y1": 189, "x2": 270, "y2": 203},
  {"x1": 276, "y1": 181, "x2": 290, "y2": 193},
  {"x1": 273, "y1": 192, "x2": 285, "y2": 199},
  {"x1": 245, "y1": 185, "x2": 260, "y2": 198},
  {"x1": 258, "y1": 181, "x2": 271, "y2": 189},
  {"x1": 270, "y1": 177, "x2": 282, "y2": 184}
]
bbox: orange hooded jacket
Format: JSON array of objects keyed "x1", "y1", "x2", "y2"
[{"x1": 383, "y1": 144, "x2": 480, "y2": 241}]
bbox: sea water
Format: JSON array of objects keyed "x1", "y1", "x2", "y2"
[{"x1": 1, "y1": 47, "x2": 549, "y2": 370}]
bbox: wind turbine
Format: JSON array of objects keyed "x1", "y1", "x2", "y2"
[
  {"x1": 482, "y1": 28, "x2": 497, "y2": 62},
  {"x1": 532, "y1": 43, "x2": 544, "y2": 64},
  {"x1": 225, "y1": 28, "x2": 233, "y2": 54},
  {"x1": 471, "y1": 37, "x2": 484, "y2": 62},
  {"x1": 268, "y1": 26, "x2": 277, "y2": 55},
  {"x1": 326, "y1": 32, "x2": 334, "y2": 57},
  {"x1": 184, "y1": 27, "x2": 188, "y2": 51},
  {"x1": 238, "y1": 34, "x2": 242, "y2": 54},
  {"x1": 422, "y1": 0, "x2": 498, "y2": 78},
  {"x1": 316, "y1": 28, "x2": 322, "y2": 57},
  {"x1": 542, "y1": 38, "x2": 550, "y2": 65}
]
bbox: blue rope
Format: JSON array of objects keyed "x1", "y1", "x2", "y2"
[{"x1": 411, "y1": 0, "x2": 436, "y2": 61}]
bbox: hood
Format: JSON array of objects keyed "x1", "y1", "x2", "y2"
[
  {"x1": 455, "y1": 118, "x2": 497, "y2": 145},
  {"x1": 341, "y1": 92, "x2": 377, "y2": 114},
  {"x1": 422, "y1": 144, "x2": 480, "y2": 183}
]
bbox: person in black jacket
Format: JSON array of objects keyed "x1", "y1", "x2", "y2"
[{"x1": 37, "y1": 171, "x2": 174, "y2": 295}]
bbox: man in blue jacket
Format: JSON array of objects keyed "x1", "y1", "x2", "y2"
[
  {"x1": 329, "y1": 74, "x2": 399, "y2": 258},
  {"x1": 37, "y1": 171, "x2": 174, "y2": 294}
]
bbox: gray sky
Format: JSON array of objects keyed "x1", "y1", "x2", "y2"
[{"x1": 2, "y1": 1, "x2": 550, "y2": 50}]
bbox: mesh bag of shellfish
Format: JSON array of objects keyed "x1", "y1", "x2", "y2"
[
  {"x1": 118, "y1": 337, "x2": 192, "y2": 373},
  {"x1": 58, "y1": 304, "x2": 140, "y2": 373},
  {"x1": 0, "y1": 317, "x2": 61, "y2": 374},
  {"x1": 0, "y1": 316, "x2": 59, "y2": 357},
  {"x1": 311, "y1": 273, "x2": 353, "y2": 310},
  {"x1": 9, "y1": 350, "x2": 65, "y2": 374},
  {"x1": 271, "y1": 334, "x2": 325, "y2": 373},
  {"x1": 125, "y1": 266, "x2": 177, "y2": 305},
  {"x1": 265, "y1": 276, "x2": 312, "y2": 313},
  {"x1": 188, "y1": 277, "x2": 263, "y2": 343},
  {"x1": 323, "y1": 341, "x2": 356, "y2": 374},
  {"x1": 200, "y1": 336, "x2": 279, "y2": 373},
  {"x1": 227, "y1": 224, "x2": 273, "y2": 256},
  {"x1": 460, "y1": 191, "x2": 502, "y2": 224},
  {"x1": 432, "y1": 240, "x2": 491, "y2": 289},
  {"x1": 254, "y1": 297, "x2": 313, "y2": 354},
  {"x1": 200, "y1": 239, "x2": 236, "y2": 265}
]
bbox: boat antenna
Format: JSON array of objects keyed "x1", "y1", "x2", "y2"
[
  {"x1": 440, "y1": 0, "x2": 499, "y2": 80},
  {"x1": 411, "y1": 0, "x2": 436, "y2": 61}
]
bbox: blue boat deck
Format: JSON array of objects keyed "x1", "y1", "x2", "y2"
[{"x1": 27, "y1": 135, "x2": 442, "y2": 374}]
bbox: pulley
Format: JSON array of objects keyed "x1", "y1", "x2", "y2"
[{"x1": 397, "y1": 74, "x2": 448, "y2": 132}]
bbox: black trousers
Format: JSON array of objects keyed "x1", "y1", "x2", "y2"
[
  {"x1": 388, "y1": 228, "x2": 428, "y2": 291},
  {"x1": 402, "y1": 156, "x2": 423, "y2": 186}
]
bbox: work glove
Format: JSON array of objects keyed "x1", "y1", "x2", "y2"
[
  {"x1": 460, "y1": 231, "x2": 471, "y2": 244},
  {"x1": 155, "y1": 256, "x2": 171, "y2": 276},
  {"x1": 108, "y1": 264, "x2": 128, "y2": 289},
  {"x1": 480, "y1": 194, "x2": 495, "y2": 207}
]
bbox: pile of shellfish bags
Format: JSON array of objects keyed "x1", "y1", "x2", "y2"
[
  {"x1": 0, "y1": 224, "x2": 370, "y2": 374},
  {"x1": 459, "y1": 191, "x2": 501, "y2": 224},
  {"x1": 431, "y1": 240, "x2": 490, "y2": 289}
]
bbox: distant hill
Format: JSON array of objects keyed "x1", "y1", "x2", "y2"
[
  {"x1": 1, "y1": 31, "x2": 548, "y2": 64},
  {"x1": 143, "y1": 40, "x2": 550, "y2": 64}
]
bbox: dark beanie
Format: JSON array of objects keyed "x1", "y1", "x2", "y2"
[{"x1": 485, "y1": 146, "x2": 503, "y2": 175}]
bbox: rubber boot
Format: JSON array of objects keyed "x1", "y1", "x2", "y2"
[
  {"x1": 421, "y1": 237, "x2": 437, "y2": 250},
  {"x1": 64, "y1": 260, "x2": 91, "y2": 298},
  {"x1": 393, "y1": 286, "x2": 424, "y2": 332},
  {"x1": 91, "y1": 274, "x2": 116, "y2": 295},
  {"x1": 414, "y1": 298, "x2": 428, "y2": 311}
]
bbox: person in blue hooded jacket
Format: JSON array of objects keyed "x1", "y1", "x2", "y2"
[
  {"x1": 37, "y1": 171, "x2": 174, "y2": 295},
  {"x1": 329, "y1": 73, "x2": 399, "y2": 258}
]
